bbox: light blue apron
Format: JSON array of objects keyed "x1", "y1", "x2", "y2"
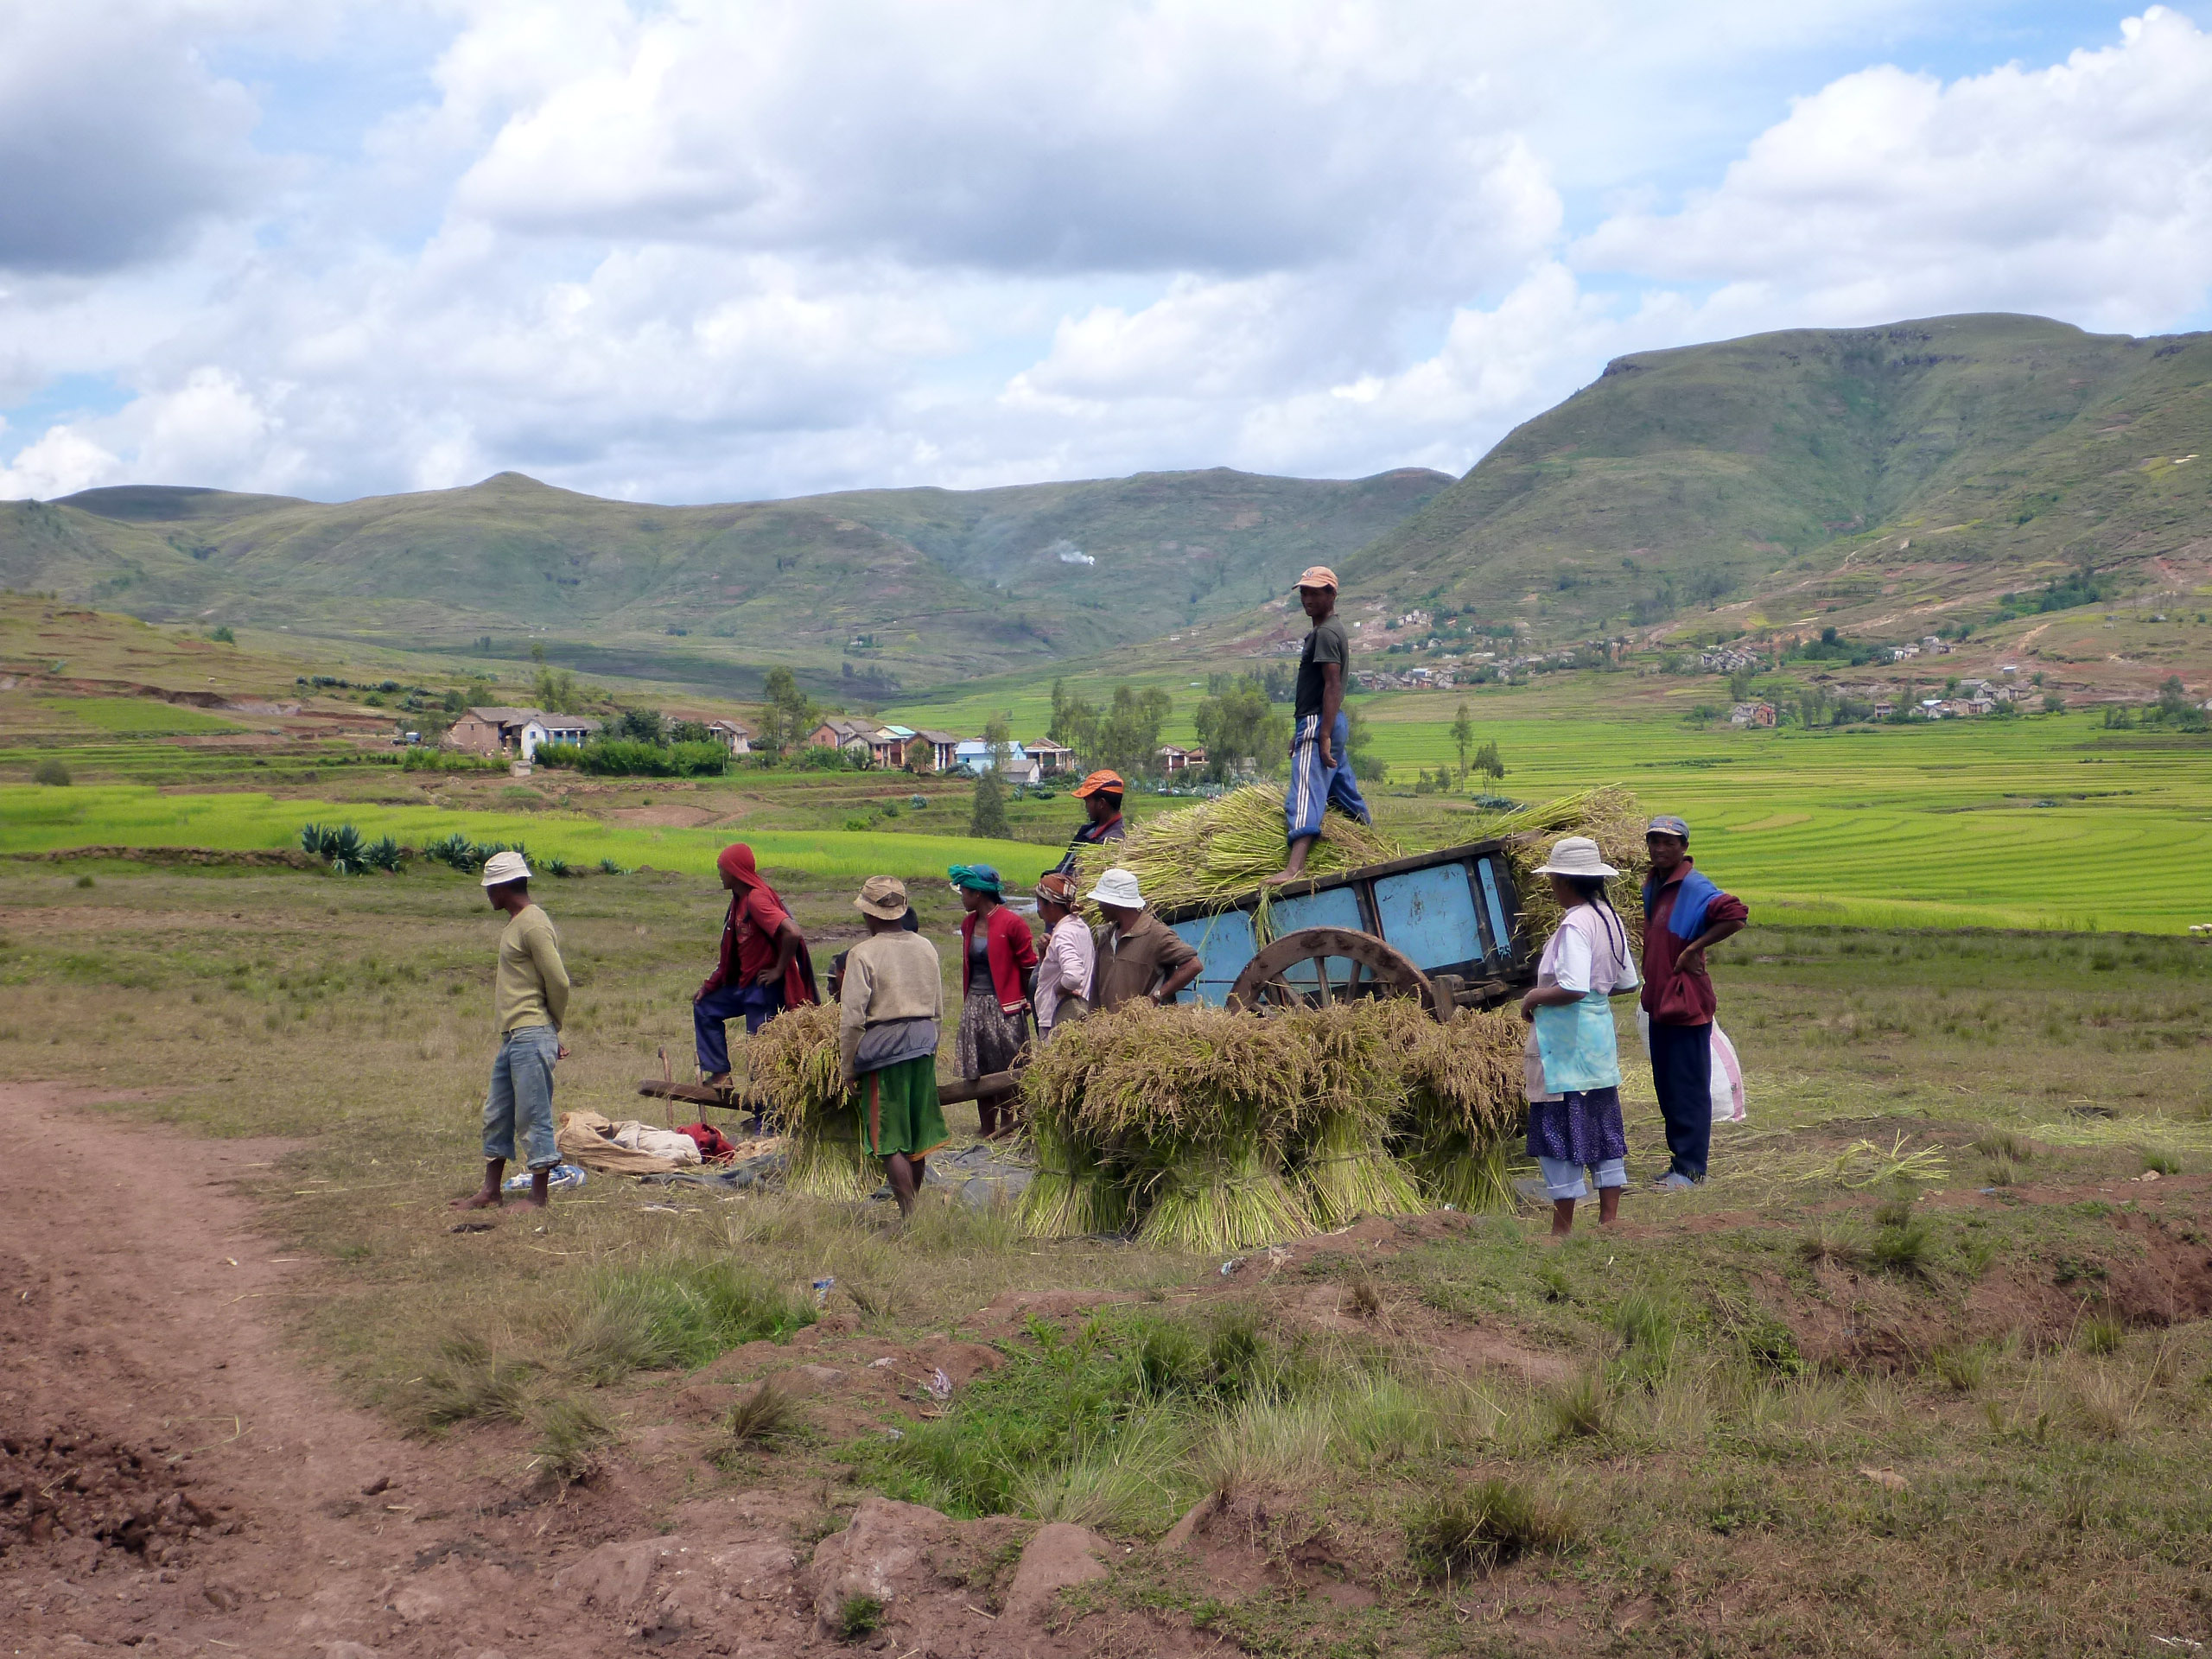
[{"x1": 1533, "y1": 990, "x2": 1623, "y2": 1094}]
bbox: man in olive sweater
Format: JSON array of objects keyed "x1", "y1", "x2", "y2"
[{"x1": 454, "y1": 850, "x2": 571, "y2": 1211}]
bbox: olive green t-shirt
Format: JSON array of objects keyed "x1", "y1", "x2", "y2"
[{"x1": 496, "y1": 904, "x2": 570, "y2": 1034}]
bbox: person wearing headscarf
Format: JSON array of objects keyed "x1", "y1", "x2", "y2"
[
  {"x1": 840, "y1": 876, "x2": 948, "y2": 1217},
  {"x1": 1031, "y1": 871, "x2": 1096, "y2": 1041},
  {"x1": 695, "y1": 842, "x2": 818, "y2": 1093},
  {"x1": 950, "y1": 863, "x2": 1038, "y2": 1138}
]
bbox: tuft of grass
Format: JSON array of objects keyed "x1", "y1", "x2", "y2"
[
  {"x1": 74, "y1": 873, "x2": 95, "y2": 889},
  {"x1": 1543, "y1": 1369, "x2": 1612, "y2": 1441},
  {"x1": 560, "y1": 1257, "x2": 815, "y2": 1385},
  {"x1": 1930, "y1": 1344, "x2": 1989, "y2": 1394},
  {"x1": 724, "y1": 1378, "x2": 801, "y2": 1450},
  {"x1": 2077, "y1": 1314, "x2": 2126, "y2": 1357},
  {"x1": 836, "y1": 1594, "x2": 885, "y2": 1642},
  {"x1": 1405, "y1": 1478, "x2": 1576, "y2": 1580},
  {"x1": 531, "y1": 1394, "x2": 614, "y2": 1484},
  {"x1": 33, "y1": 758, "x2": 73, "y2": 786},
  {"x1": 1983, "y1": 1155, "x2": 2020, "y2": 1187},
  {"x1": 1796, "y1": 1216, "x2": 1862, "y2": 1268},
  {"x1": 2139, "y1": 1146, "x2": 2183, "y2": 1177},
  {"x1": 410, "y1": 1334, "x2": 537, "y2": 1429},
  {"x1": 1971, "y1": 1129, "x2": 2035, "y2": 1163}
]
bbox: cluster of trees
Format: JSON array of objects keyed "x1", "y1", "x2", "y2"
[
  {"x1": 1048, "y1": 679, "x2": 1173, "y2": 779},
  {"x1": 2102, "y1": 677, "x2": 2208, "y2": 732}
]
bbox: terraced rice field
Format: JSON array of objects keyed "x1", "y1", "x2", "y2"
[
  {"x1": 1364, "y1": 697, "x2": 2212, "y2": 935},
  {"x1": 0, "y1": 785, "x2": 1061, "y2": 886}
]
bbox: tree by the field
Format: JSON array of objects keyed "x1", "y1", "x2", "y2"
[
  {"x1": 532, "y1": 666, "x2": 587, "y2": 714},
  {"x1": 1193, "y1": 676, "x2": 1290, "y2": 781},
  {"x1": 1048, "y1": 679, "x2": 1102, "y2": 764},
  {"x1": 614, "y1": 707, "x2": 665, "y2": 743},
  {"x1": 1450, "y1": 702, "x2": 1474, "y2": 785},
  {"x1": 759, "y1": 668, "x2": 818, "y2": 755},
  {"x1": 969, "y1": 766, "x2": 1009, "y2": 838},
  {"x1": 1346, "y1": 706, "x2": 1385, "y2": 783},
  {"x1": 1095, "y1": 685, "x2": 1173, "y2": 779}
]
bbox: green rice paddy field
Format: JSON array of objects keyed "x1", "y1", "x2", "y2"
[
  {"x1": 0, "y1": 785, "x2": 1062, "y2": 887},
  {"x1": 4, "y1": 677, "x2": 2208, "y2": 934},
  {"x1": 890, "y1": 676, "x2": 2212, "y2": 936}
]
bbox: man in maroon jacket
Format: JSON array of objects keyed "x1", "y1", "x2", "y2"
[{"x1": 1639, "y1": 816, "x2": 1748, "y2": 1188}]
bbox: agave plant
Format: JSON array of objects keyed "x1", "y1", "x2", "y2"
[
  {"x1": 362, "y1": 835, "x2": 404, "y2": 873},
  {"x1": 322, "y1": 823, "x2": 366, "y2": 874},
  {"x1": 545, "y1": 855, "x2": 572, "y2": 879}
]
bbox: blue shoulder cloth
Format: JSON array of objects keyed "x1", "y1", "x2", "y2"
[{"x1": 1643, "y1": 868, "x2": 1723, "y2": 941}]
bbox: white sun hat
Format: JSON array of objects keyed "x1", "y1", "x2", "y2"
[
  {"x1": 480, "y1": 849, "x2": 531, "y2": 887},
  {"x1": 1533, "y1": 836, "x2": 1617, "y2": 879},
  {"x1": 1084, "y1": 866, "x2": 1144, "y2": 908}
]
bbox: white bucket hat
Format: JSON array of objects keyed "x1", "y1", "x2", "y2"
[
  {"x1": 480, "y1": 849, "x2": 531, "y2": 887},
  {"x1": 1533, "y1": 836, "x2": 1617, "y2": 879},
  {"x1": 1084, "y1": 866, "x2": 1144, "y2": 908}
]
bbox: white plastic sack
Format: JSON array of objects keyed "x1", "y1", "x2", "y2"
[{"x1": 1636, "y1": 1009, "x2": 1746, "y2": 1123}]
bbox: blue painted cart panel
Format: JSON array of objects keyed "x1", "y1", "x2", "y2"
[
  {"x1": 1269, "y1": 885, "x2": 1367, "y2": 936},
  {"x1": 1171, "y1": 910, "x2": 1260, "y2": 1007},
  {"x1": 1371, "y1": 865, "x2": 1480, "y2": 972}
]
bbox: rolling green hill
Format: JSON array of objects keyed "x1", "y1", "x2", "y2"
[
  {"x1": 1343, "y1": 314, "x2": 2212, "y2": 640},
  {"x1": 0, "y1": 467, "x2": 1447, "y2": 694}
]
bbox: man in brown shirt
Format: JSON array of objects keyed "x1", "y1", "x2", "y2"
[{"x1": 1084, "y1": 867, "x2": 1202, "y2": 1011}]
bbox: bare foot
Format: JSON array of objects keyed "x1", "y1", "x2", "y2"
[{"x1": 450, "y1": 1190, "x2": 501, "y2": 1211}]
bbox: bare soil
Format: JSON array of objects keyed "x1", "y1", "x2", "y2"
[{"x1": 0, "y1": 1084, "x2": 1217, "y2": 1657}]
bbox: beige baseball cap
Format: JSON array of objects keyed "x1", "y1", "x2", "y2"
[{"x1": 1294, "y1": 565, "x2": 1339, "y2": 591}]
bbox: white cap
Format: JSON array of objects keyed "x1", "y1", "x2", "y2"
[
  {"x1": 480, "y1": 849, "x2": 531, "y2": 887},
  {"x1": 1084, "y1": 866, "x2": 1143, "y2": 908}
]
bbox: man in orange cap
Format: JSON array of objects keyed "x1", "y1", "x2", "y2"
[
  {"x1": 1273, "y1": 565, "x2": 1370, "y2": 881},
  {"x1": 1051, "y1": 768, "x2": 1126, "y2": 876}
]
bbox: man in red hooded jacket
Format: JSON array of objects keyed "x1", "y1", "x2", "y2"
[{"x1": 696, "y1": 843, "x2": 818, "y2": 1092}]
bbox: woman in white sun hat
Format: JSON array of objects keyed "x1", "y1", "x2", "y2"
[{"x1": 1517, "y1": 836, "x2": 1637, "y2": 1237}]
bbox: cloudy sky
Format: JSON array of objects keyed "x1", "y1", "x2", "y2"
[{"x1": 3, "y1": 1, "x2": 2209, "y2": 505}]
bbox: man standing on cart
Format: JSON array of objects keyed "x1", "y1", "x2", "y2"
[{"x1": 1273, "y1": 565, "x2": 1370, "y2": 882}]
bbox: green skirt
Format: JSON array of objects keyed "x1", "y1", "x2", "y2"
[{"x1": 859, "y1": 1054, "x2": 950, "y2": 1160}]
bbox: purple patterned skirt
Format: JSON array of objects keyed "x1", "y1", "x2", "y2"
[{"x1": 1527, "y1": 1086, "x2": 1628, "y2": 1167}]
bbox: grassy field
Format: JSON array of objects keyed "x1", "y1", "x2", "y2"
[{"x1": 4, "y1": 854, "x2": 2210, "y2": 1653}]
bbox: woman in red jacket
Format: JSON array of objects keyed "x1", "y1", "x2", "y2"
[{"x1": 950, "y1": 864, "x2": 1038, "y2": 1139}]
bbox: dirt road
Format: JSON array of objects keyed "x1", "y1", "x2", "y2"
[{"x1": 0, "y1": 1084, "x2": 1190, "y2": 1658}]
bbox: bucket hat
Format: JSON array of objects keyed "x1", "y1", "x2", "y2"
[
  {"x1": 480, "y1": 849, "x2": 531, "y2": 887},
  {"x1": 855, "y1": 874, "x2": 909, "y2": 920},
  {"x1": 1533, "y1": 836, "x2": 1618, "y2": 879},
  {"x1": 1084, "y1": 867, "x2": 1144, "y2": 908}
]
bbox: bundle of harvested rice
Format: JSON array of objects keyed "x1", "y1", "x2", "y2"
[
  {"x1": 1281, "y1": 1005, "x2": 1423, "y2": 1228},
  {"x1": 1476, "y1": 785, "x2": 1649, "y2": 958},
  {"x1": 1015, "y1": 1020, "x2": 1132, "y2": 1238},
  {"x1": 747, "y1": 1001, "x2": 874, "y2": 1199},
  {"x1": 1067, "y1": 784, "x2": 1400, "y2": 925},
  {"x1": 1047, "y1": 1003, "x2": 1316, "y2": 1252},
  {"x1": 1376, "y1": 1001, "x2": 1527, "y2": 1213}
]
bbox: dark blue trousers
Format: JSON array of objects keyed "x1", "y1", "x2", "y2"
[
  {"x1": 1648, "y1": 1019, "x2": 1713, "y2": 1181},
  {"x1": 695, "y1": 982, "x2": 784, "y2": 1076}
]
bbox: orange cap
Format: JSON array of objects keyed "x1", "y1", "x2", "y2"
[
  {"x1": 1294, "y1": 565, "x2": 1339, "y2": 592},
  {"x1": 1071, "y1": 769, "x2": 1123, "y2": 798}
]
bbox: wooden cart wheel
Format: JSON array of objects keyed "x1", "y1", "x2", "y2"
[{"x1": 1227, "y1": 927, "x2": 1442, "y2": 1016}]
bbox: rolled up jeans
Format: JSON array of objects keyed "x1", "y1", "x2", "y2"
[
  {"x1": 1537, "y1": 1155, "x2": 1626, "y2": 1203},
  {"x1": 484, "y1": 1023, "x2": 561, "y2": 1170}
]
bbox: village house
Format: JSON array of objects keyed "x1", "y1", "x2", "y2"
[
  {"x1": 954, "y1": 738, "x2": 1038, "y2": 783},
  {"x1": 705, "y1": 718, "x2": 753, "y2": 754},
  {"x1": 1727, "y1": 702, "x2": 1778, "y2": 728},
  {"x1": 444, "y1": 707, "x2": 601, "y2": 760},
  {"x1": 519, "y1": 712, "x2": 603, "y2": 759},
  {"x1": 1157, "y1": 744, "x2": 1192, "y2": 773},
  {"x1": 807, "y1": 715, "x2": 877, "y2": 754},
  {"x1": 865, "y1": 725, "x2": 916, "y2": 768},
  {"x1": 1872, "y1": 702, "x2": 1897, "y2": 720},
  {"x1": 901, "y1": 730, "x2": 961, "y2": 773},
  {"x1": 1027, "y1": 739, "x2": 1076, "y2": 777}
]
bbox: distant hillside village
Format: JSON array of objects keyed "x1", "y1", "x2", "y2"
[{"x1": 441, "y1": 704, "x2": 1206, "y2": 780}]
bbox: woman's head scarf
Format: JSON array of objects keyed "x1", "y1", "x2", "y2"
[
  {"x1": 948, "y1": 863, "x2": 1003, "y2": 896},
  {"x1": 719, "y1": 842, "x2": 787, "y2": 912}
]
